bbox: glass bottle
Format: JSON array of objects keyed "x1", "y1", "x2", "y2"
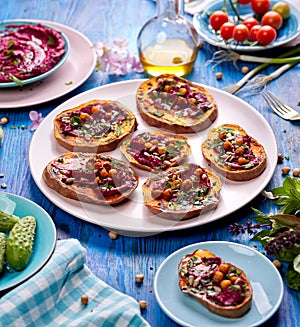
[{"x1": 137, "y1": 0, "x2": 199, "y2": 77}]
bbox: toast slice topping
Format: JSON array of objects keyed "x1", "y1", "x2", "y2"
[
  {"x1": 142, "y1": 163, "x2": 221, "y2": 219},
  {"x1": 178, "y1": 249, "x2": 252, "y2": 318},
  {"x1": 136, "y1": 74, "x2": 218, "y2": 133},
  {"x1": 43, "y1": 152, "x2": 139, "y2": 205},
  {"x1": 120, "y1": 130, "x2": 191, "y2": 172},
  {"x1": 202, "y1": 124, "x2": 267, "y2": 181},
  {"x1": 54, "y1": 100, "x2": 137, "y2": 152}
]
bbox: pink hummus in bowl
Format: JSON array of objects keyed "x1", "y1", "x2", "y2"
[{"x1": 0, "y1": 21, "x2": 69, "y2": 87}]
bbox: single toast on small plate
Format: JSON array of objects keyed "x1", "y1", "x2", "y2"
[
  {"x1": 54, "y1": 99, "x2": 137, "y2": 153},
  {"x1": 43, "y1": 152, "x2": 139, "y2": 205},
  {"x1": 136, "y1": 74, "x2": 218, "y2": 133},
  {"x1": 178, "y1": 249, "x2": 253, "y2": 318},
  {"x1": 202, "y1": 124, "x2": 267, "y2": 181},
  {"x1": 142, "y1": 163, "x2": 221, "y2": 220},
  {"x1": 120, "y1": 130, "x2": 191, "y2": 172}
]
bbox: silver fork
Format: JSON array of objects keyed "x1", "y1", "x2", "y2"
[{"x1": 262, "y1": 91, "x2": 300, "y2": 121}]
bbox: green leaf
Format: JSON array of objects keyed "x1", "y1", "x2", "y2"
[
  {"x1": 286, "y1": 263, "x2": 300, "y2": 291},
  {"x1": 273, "y1": 246, "x2": 300, "y2": 263},
  {"x1": 251, "y1": 230, "x2": 272, "y2": 247}
]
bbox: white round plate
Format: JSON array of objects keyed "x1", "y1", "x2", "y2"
[
  {"x1": 154, "y1": 241, "x2": 284, "y2": 327},
  {"x1": 29, "y1": 79, "x2": 277, "y2": 236},
  {"x1": 0, "y1": 19, "x2": 96, "y2": 108},
  {"x1": 0, "y1": 192, "x2": 57, "y2": 292},
  {"x1": 193, "y1": 0, "x2": 300, "y2": 52}
]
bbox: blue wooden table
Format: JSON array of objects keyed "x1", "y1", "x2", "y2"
[{"x1": 1, "y1": 1, "x2": 299, "y2": 326}]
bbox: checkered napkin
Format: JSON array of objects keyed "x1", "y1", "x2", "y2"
[{"x1": 0, "y1": 239, "x2": 150, "y2": 327}]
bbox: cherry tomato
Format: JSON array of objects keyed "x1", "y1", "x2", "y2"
[
  {"x1": 256, "y1": 25, "x2": 277, "y2": 45},
  {"x1": 209, "y1": 10, "x2": 229, "y2": 30},
  {"x1": 242, "y1": 17, "x2": 259, "y2": 31},
  {"x1": 233, "y1": 24, "x2": 249, "y2": 42},
  {"x1": 249, "y1": 24, "x2": 262, "y2": 41},
  {"x1": 238, "y1": 0, "x2": 252, "y2": 4},
  {"x1": 272, "y1": 1, "x2": 290, "y2": 20},
  {"x1": 220, "y1": 22, "x2": 235, "y2": 40},
  {"x1": 251, "y1": 0, "x2": 271, "y2": 15},
  {"x1": 262, "y1": 11, "x2": 283, "y2": 30}
]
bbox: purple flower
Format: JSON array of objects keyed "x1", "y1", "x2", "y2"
[
  {"x1": 29, "y1": 111, "x2": 43, "y2": 131},
  {"x1": 92, "y1": 38, "x2": 144, "y2": 75}
]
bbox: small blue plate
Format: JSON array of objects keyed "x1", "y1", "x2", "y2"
[
  {"x1": 0, "y1": 20, "x2": 70, "y2": 88},
  {"x1": 154, "y1": 241, "x2": 284, "y2": 327},
  {"x1": 0, "y1": 192, "x2": 57, "y2": 292},
  {"x1": 193, "y1": 0, "x2": 300, "y2": 52}
]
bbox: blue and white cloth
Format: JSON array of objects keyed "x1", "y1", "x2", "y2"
[{"x1": 0, "y1": 239, "x2": 150, "y2": 327}]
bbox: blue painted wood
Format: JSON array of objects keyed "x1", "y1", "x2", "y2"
[{"x1": 0, "y1": 1, "x2": 299, "y2": 326}]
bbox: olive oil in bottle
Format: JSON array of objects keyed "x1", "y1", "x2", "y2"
[{"x1": 137, "y1": 0, "x2": 199, "y2": 77}]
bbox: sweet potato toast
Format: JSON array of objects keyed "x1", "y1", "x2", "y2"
[
  {"x1": 178, "y1": 249, "x2": 253, "y2": 318},
  {"x1": 136, "y1": 74, "x2": 218, "y2": 133},
  {"x1": 202, "y1": 124, "x2": 267, "y2": 181},
  {"x1": 43, "y1": 152, "x2": 139, "y2": 205},
  {"x1": 54, "y1": 99, "x2": 137, "y2": 153},
  {"x1": 120, "y1": 130, "x2": 191, "y2": 172},
  {"x1": 142, "y1": 163, "x2": 221, "y2": 220}
]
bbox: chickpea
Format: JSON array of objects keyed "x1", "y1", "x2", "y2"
[
  {"x1": 281, "y1": 167, "x2": 290, "y2": 175},
  {"x1": 173, "y1": 179, "x2": 181, "y2": 186},
  {"x1": 145, "y1": 142, "x2": 153, "y2": 149},
  {"x1": 235, "y1": 146, "x2": 245, "y2": 156},
  {"x1": 241, "y1": 66, "x2": 249, "y2": 74},
  {"x1": 293, "y1": 168, "x2": 300, "y2": 177},
  {"x1": 108, "y1": 231, "x2": 118, "y2": 240},
  {"x1": 94, "y1": 161, "x2": 102, "y2": 170},
  {"x1": 135, "y1": 273, "x2": 145, "y2": 283},
  {"x1": 238, "y1": 157, "x2": 248, "y2": 165},
  {"x1": 230, "y1": 276, "x2": 238, "y2": 283},
  {"x1": 235, "y1": 137, "x2": 244, "y2": 145},
  {"x1": 163, "y1": 188, "x2": 173, "y2": 201},
  {"x1": 219, "y1": 263, "x2": 229, "y2": 274},
  {"x1": 139, "y1": 300, "x2": 148, "y2": 310},
  {"x1": 164, "y1": 85, "x2": 172, "y2": 92},
  {"x1": 178, "y1": 87, "x2": 187, "y2": 96},
  {"x1": 150, "y1": 139, "x2": 159, "y2": 145},
  {"x1": 218, "y1": 131, "x2": 227, "y2": 140},
  {"x1": 220, "y1": 279, "x2": 232, "y2": 290},
  {"x1": 157, "y1": 146, "x2": 167, "y2": 155},
  {"x1": 195, "y1": 168, "x2": 204, "y2": 176},
  {"x1": 273, "y1": 260, "x2": 282, "y2": 269},
  {"x1": 223, "y1": 141, "x2": 232, "y2": 151},
  {"x1": 215, "y1": 72, "x2": 223, "y2": 80},
  {"x1": 189, "y1": 98, "x2": 197, "y2": 105},
  {"x1": 100, "y1": 168, "x2": 109, "y2": 178},
  {"x1": 0, "y1": 116, "x2": 8, "y2": 125},
  {"x1": 80, "y1": 112, "x2": 90, "y2": 120},
  {"x1": 91, "y1": 106, "x2": 100, "y2": 114},
  {"x1": 109, "y1": 169, "x2": 118, "y2": 177},
  {"x1": 213, "y1": 271, "x2": 224, "y2": 283}
]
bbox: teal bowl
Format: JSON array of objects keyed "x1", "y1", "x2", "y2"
[
  {"x1": 0, "y1": 20, "x2": 70, "y2": 88},
  {"x1": 0, "y1": 192, "x2": 57, "y2": 291}
]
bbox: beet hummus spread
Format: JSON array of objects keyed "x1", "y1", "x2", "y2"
[{"x1": 0, "y1": 23, "x2": 66, "y2": 83}]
